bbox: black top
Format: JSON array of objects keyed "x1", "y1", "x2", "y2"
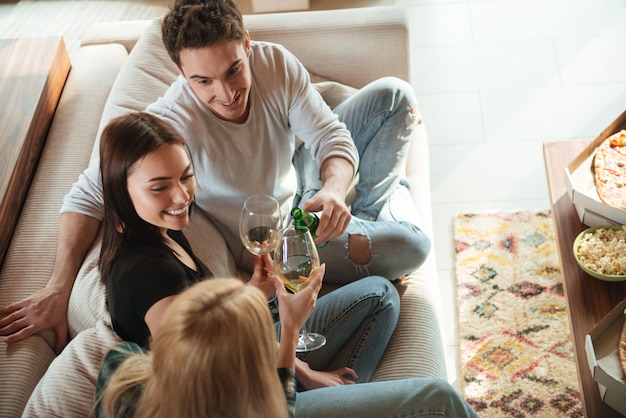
[{"x1": 106, "y1": 230, "x2": 212, "y2": 348}]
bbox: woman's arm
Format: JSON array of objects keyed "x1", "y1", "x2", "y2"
[
  {"x1": 107, "y1": 245, "x2": 199, "y2": 346},
  {"x1": 277, "y1": 368, "x2": 297, "y2": 418},
  {"x1": 144, "y1": 295, "x2": 177, "y2": 335}
]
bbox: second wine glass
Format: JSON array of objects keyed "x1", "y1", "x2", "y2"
[
  {"x1": 239, "y1": 194, "x2": 283, "y2": 256},
  {"x1": 274, "y1": 225, "x2": 326, "y2": 352}
]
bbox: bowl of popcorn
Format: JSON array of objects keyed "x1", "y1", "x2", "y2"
[{"x1": 573, "y1": 225, "x2": 626, "y2": 282}]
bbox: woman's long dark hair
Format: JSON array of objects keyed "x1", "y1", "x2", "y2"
[{"x1": 98, "y1": 112, "x2": 187, "y2": 284}]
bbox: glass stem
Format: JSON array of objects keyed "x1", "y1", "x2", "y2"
[{"x1": 300, "y1": 322, "x2": 309, "y2": 339}]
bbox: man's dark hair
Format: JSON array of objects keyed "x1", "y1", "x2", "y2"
[{"x1": 162, "y1": 0, "x2": 245, "y2": 68}]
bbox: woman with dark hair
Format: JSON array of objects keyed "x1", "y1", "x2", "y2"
[{"x1": 98, "y1": 111, "x2": 217, "y2": 348}]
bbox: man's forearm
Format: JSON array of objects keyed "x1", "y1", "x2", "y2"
[
  {"x1": 48, "y1": 212, "x2": 100, "y2": 294},
  {"x1": 320, "y1": 156, "x2": 354, "y2": 195}
]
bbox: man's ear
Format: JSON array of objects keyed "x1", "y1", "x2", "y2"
[
  {"x1": 174, "y1": 62, "x2": 184, "y2": 76},
  {"x1": 244, "y1": 31, "x2": 251, "y2": 57}
]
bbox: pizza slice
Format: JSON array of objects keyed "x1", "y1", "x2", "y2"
[{"x1": 594, "y1": 130, "x2": 626, "y2": 211}]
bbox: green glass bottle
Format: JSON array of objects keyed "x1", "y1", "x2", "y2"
[{"x1": 290, "y1": 207, "x2": 328, "y2": 248}]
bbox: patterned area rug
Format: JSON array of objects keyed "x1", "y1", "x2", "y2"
[{"x1": 454, "y1": 210, "x2": 583, "y2": 418}]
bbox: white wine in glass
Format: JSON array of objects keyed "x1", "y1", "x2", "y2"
[
  {"x1": 239, "y1": 194, "x2": 282, "y2": 256},
  {"x1": 274, "y1": 226, "x2": 326, "y2": 352}
]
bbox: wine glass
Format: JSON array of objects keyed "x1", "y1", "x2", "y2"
[
  {"x1": 274, "y1": 225, "x2": 326, "y2": 352},
  {"x1": 239, "y1": 194, "x2": 283, "y2": 256}
]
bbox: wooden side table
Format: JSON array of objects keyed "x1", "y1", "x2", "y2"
[
  {"x1": 543, "y1": 140, "x2": 626, "y2": 417},
  {"x1": 0, "y1": 37, "x2": 71, "y2": 268}
]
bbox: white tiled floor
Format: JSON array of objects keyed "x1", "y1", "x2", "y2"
[{"x1": 2, "y1": 0, "x2": 626, "y2": 392}]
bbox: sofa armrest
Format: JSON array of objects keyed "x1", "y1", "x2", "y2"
[{"x1": 0, "y1": 43, "x2": 128, "y2": 418}]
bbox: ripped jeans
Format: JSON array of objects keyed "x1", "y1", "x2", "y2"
[
  {"x1": 284, "y1": 269, "x2": 477, "y2": 418},
  {"x1": 295, "y1": 378, "x2": 480, "y2": 418},
  {"x1": 293, "y1": 77, "x2": 431, "y2": 284}
]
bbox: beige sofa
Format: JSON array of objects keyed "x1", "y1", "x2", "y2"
[{"x1": 0, "y1": 7, "x2": 446, "y2": 417}]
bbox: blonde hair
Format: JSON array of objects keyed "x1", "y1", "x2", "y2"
[{"x1": 101, "y1": 278, "x2": 287, "y2": 418}]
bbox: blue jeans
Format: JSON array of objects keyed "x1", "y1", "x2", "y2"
[
  {"x1": 293, "y1": 77, "x2": 432, "y2": 284},
  {"x1": 277, "y1": 276, "x2": 399, "y2": 383},
  {"x1": 295, "y1": 378, "x2": 480, "y2": 418}
]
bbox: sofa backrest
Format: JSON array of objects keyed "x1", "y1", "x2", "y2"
[
  {"x1": 91, "y1": 5, "x2": 411, "y2": 146},
  {"x1": 243, "y1": 7, "x2": 410, "y2": 88}
]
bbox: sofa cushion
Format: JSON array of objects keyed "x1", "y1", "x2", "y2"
[
  {"x1": 68, "y1": 234, "x2": 109, "y2": 336},
  {"x1": 23, "y1": 321, "x2": 121, "y2": 418},
  {"x1": 311, "y1": 79, "x2": 358, "y2": 111},
  {"x1": 242, "y1": 7, "x2": 410, "y2": 88}
]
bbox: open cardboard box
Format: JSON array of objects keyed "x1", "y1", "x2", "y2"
[
  {"x1": 564, "y1": 110, "x2": 626, "y2": 227},
  {"x1": 586, "y1": 298, "x2": 626, "y2": 415}
]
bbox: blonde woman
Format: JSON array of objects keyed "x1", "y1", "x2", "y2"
[
  {"x1": 96, "y1": 274, "x2": 321, "y2": 418},
  {"x1": 96, "y1": 274, "x2": 480, "y2": 418}
]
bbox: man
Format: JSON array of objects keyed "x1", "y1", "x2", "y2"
[{"x1": 1, "y1": 0, "x2": 429, "y2": 357}]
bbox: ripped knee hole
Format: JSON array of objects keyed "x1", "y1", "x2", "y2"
[{"x1": 348, "y1": 234, "x2": 373, "y2": 264}]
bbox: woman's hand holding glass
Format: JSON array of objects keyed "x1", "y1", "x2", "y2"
[
  {"x1": 273, "y1": 258, "x2": 358, "y2": 389},
  {"x1": 273, "y1": 263, "x2": 324, "y2": 339},
  {"x1": 272, "y1": 263, "x2": 324, "y2": 371},
  {"x1": 274, "y1": 226, "x2": 326, "y2": 352},
  {"x1": 272, "y1": 227, "x2": 358, "y2": 388}
]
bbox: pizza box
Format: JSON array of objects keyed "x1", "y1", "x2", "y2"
[
  {"x1": 564, "y1": 110, "x2": 626, "y2": 227},
  {"x1": 586, "y1": 298, "x2": 626, "y2": 415}
]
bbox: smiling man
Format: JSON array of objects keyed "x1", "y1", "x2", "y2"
[
  {"x1": 145, "y1": 0, "x2": 431, "y2": 284},
  {"x1": 178, "y1": 39, "x2": 252, "y2": 123},
  {"x1": 151, "y1": 3, "x2": 357, "y2": 265}
]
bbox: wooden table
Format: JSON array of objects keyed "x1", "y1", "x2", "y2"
[
  {"x1": 543, "y1": 140, "x2": 626, "y2": 418},
  {"x1": 0, "y1": 37, "x2": 71, "y2": 268}
]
